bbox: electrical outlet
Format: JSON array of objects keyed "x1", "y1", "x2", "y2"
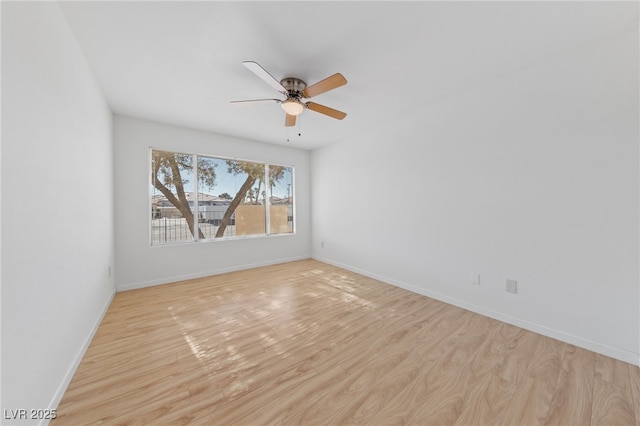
[
  {"x1": 471, "y1": 273, "x2": 480, "y2": 285},
  {"x1": 506, "y1": 279, "x2": 517, "y2": 294},
  {"x1": 320, "y1": 241, "x2": 325, "y2": 249}
]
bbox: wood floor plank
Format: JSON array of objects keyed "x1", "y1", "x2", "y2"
[
  {"x1": 452, "y1": 322, "x2": 530, "y2": 424},
  {"x1": 284, "y1": 312, "x2": 441, "y2": 425},
  {"x1": 406, "y1": 319, "x2": 497, "y2": 424},
  {"x1": 322, "y1": 343, "x2": 429, "y2": 425},
  {"x1": 591, "y1": 376, "x2": 636, "y2": 426},
  {"x1": 210, "y1": 359, "x2": 324, "y2": 425},
  {"x1": 630, "y1": 363, "x2": 640, "y2": 425},
  {"x1": 343, "y1": 309, "x2": 486, "y2": 424},
  {"x1": 454, "y1": 373, "x2": 518, "y2": 425},
  {"x1": 595, "y1": 352, "x2": 633, "y2": 392},
  {"x1": 492, "y1": 328, "x2": 539, "y2": 385},
  {"x1": 492, "y1": 336, "x2": 564, "y2": 426},
  {"x1": 52, "y1": 259, "x2": 640, "y2": 426},
  {"x1": 544, "y1": 345, "x2": 595, "y2": 425}
]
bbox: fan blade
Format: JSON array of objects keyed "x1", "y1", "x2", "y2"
[
  {"x1": 242, "y1": 61, "x2": 287, "y2": 93},
  {"x1": 306, "y1": 102, "x2": 347, "y2": 120},
  {"x1": 230, "y1": 99, "x2": 281, "y2": 105},
  {"x1": 302, "y1": 73, "x2": 347, "y2": 98},
  {"x1": 285, "y1": 114, "x2": 296, "y2": 127}
]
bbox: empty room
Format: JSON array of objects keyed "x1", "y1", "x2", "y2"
[{"x1": 2, "y1": 1, "x2": 639, "y2": 425}]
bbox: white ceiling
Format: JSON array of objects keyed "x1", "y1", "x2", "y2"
[{"x1": 59, "y1": 1, "x2": 637, "y2": 150}]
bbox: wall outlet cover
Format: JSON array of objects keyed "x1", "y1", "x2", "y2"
[{"x1": 471, "y1": 273, "x2": 480, "y2": 285}]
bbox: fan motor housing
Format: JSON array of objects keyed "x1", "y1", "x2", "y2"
[{"x1": 280, "y1": 77, "x2": 307, "y2": 95}]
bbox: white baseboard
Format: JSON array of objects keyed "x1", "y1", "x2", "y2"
[
  {"x1": 116, "y1": 255, "x2": 311, "y2": 292},
  {"x1": 41, "y1": 286, "x2": 116, "y2": 426},
  {"x1": 313, "y1": 255, "x2": 640, "y2": 367}
]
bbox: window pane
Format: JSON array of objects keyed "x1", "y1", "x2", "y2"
[
  {"x1": 269, "y1": 166, "x2": 294, "y2": 235},
  {"x1": 150, "y1": 151, "x2": 196, "y2": 245},
  {"x1": 196, "y1": 157, "x2": 229, "y2": 238},
  {"x1": 198, "y1": 157, "x2": 266, "y2": 238},
  {"x1": 228, "y1": 160, "x2": 266, "y2": 237}
]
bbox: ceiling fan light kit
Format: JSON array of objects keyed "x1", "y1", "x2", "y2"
[
  {"x1": 281, "y1": 100, "x2": 305, "y2": 116},
  {"x1": 231, "y1": 61, "x2": 347, "y2": 127}
]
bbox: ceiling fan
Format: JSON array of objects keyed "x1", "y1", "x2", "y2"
[{"x1": 231, "y1": 61, "x2": 347, "y2": 127}]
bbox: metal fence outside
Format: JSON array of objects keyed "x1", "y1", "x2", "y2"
[
  {"x1": 151, "y1": 213, "x2": 235, "y2": 245},
  {"x1": 151, "y1": 207, "x2": 293, "y2": 245}
]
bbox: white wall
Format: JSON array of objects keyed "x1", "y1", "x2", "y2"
[
  {"x1": 1, "y1": 2, "x2": 115, "y2": 424},
  {"x1": 114, "y1": 116, "x2": 310, "y2": 290},
  {"x1": 311, "y1": 27, "x2": 639, "y2": 364}
]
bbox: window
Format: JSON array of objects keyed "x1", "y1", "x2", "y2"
[{"x1": 150, "y1": 149, "x2": 294, "y2": 245}]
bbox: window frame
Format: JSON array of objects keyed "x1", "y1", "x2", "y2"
[{"x1": 149, "y1": 147, "x2": 296, "y2": 246}]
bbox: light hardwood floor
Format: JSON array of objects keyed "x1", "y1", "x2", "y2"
[{"x1": 54, "y1": 259, "x2": 640, "y2": 425}]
